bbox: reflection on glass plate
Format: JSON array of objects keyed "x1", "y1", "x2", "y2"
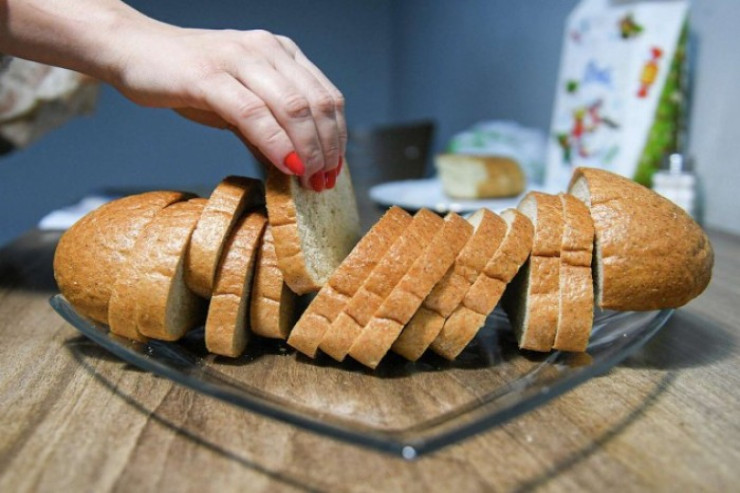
[
  {"x1": 50, "y1": 294, "x2": 672, "y2": 459},
  {"x1": 369, "y1": 178, "x2": 546, "y2": 214}
]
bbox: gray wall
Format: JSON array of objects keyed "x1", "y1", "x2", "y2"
[{"x1": 2, "y1": 0, "x2": 738, "y2": 247}]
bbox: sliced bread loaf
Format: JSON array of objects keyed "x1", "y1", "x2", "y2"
[
  {"x1": 435, "y1": 153, "x2": 525, "y2": 199},
  {"x1": 553, "y1": 193, "x2": 594, "y2": 352},
  {"x1": 318, "y1": 209, "x2": 443, "y2": 361},
  {"x1": 287, "y1": 206, "x2": 412, "y2": 357},
  {"x1": 205, "y1": 210, "x2": 267, "y2": 357},
  {"x1": 185, "y1": 176, "x2": 264, "y2": 298},
  {"x1": 391, "y1": 209, "x2": 505, "y2": 361},
  {"x1": 266, "y1": 164, "x2": 361, "y2": 295},
  {"x1": 135, "y1": 199, "x2": 208, "y2": 341},
  {"x1": 568, "y1": 167, "x2": 713, "y2": 310},
  {"x1": 54, "y1": 191, "x2": 189, "y2": 325},
  {"x1": 430, "y1": 208, "x2": 533, "y2": 360},
  {"x1": 502, "y1": 192, "x2": 564, "y2": 352},
  {"x1": 348, "y1": 213, "x2": 472, "y2": 368},
  {"x1": 250, "y1": 225, "x2": 297, "y2": 340}
]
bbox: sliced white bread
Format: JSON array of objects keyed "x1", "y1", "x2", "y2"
[
  {"x1": 134, "y1": 198, "x2": 208, "y2": 341},
  {"x1": 568, "y1": 167, "x2": 713, "y2": 310},
  {"x1": 430, "y1": 208, "x2": 534, "y2": 360},
  {"x1": 287, "y1": 206, "x2": 412, "y2": 357},
  {"x1": 185, "y1": 176, "x2": 264, "y2": 298},
  {"x1": 348, "y1": 213, "x2": 472, "y2": 368},
  {"x1": 391, "y1": 209, "x2": 505, "y2": 361},
  {"x1": 250, "y1": 225, "x2": 297, "y2": 340},
  {"x1": 266, "y1": 164, "x2": 361, "y2": 295},
  {"x1": 553, "y1": 193, "x2": 595, "y2": 352},
  {"x1": 318, "y1": 209, "x2": 443, "y2": 361},
  {"x1": 54, "y1": 191, "x2": 189, "y2": 324},
  {"x1": 502, "y1": 192, "x2": 564, "y2": 352},
  {"x1": 435, "y1": 153, "x2": 525, "y2": 199},
  {"x1": 205, "y1": 210, "x2": 267, "y2": 357}
]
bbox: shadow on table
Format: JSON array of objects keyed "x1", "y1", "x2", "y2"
[
  {"x1": 65, "y1": 335, "x2": 326, "y2": 493},
  {"x1": 619, "y1": 309, "x2": 735, "y2": 370}
]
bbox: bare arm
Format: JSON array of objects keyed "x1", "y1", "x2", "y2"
[{"x1": 0, "y1": 0, "x2": 345, "y2": 190}]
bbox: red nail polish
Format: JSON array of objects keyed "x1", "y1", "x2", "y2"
[
  {"x1": 325, "y1": 169, "x2": 337, "y2": 189},
  {"x1": 283, "y1": 152, "x2": 305, "y2": 176},
  {"x1": 310, "y1": 172, "x2": 325, "y2": 192},
  {"x1": 337, "y1": 156, "x2": 343, "y2": 175}
]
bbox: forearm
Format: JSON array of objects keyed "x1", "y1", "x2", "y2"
[{"x1": 0, "y1": 0, "x2": 166, "y2": 84}]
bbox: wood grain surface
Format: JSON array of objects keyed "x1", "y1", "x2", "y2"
[{"x1": 0, "y1": 227, "x2": 738, "y2": 492}]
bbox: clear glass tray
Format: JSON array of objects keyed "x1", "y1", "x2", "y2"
[{"x1": 50, "y1": 294, "x2": 672, "y2": 459}]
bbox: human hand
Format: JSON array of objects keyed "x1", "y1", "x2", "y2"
[{"x1": 110, "y1": 24, "x2": 346, "y2": 191}]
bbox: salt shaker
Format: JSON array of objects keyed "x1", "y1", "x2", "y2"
[{"x1": 652, "y1": 153, "x2": 697, "y2": 219}]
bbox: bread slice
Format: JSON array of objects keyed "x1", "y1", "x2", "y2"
[
  {"x1": 54, "y1": 191, "x2": 189, "y2": 324},
  {"x1": 205, "y1": 210, "x2": 267, "y2": 357},
  {"x1": 318, "y1": 209, "x2": 443, "y2": 361},
  {"x1": 134, "y1": 198, "x2": 208, "y2": 341},
  {"x1": 185, "y1": 176, "x2": 264, "y2": 298},
  {"x1": 250, "y1": 225, "x2": 297, "y2": 340},
  {"x1": 391, "y1": 209, "x2": 505, "y2": 361},
  {"x1": 287, "y1": 206, "x2": 412, "y2": 357},
  {"x1": 435, "y1": 154, "x2": 525, "y2": 199},
  {"x1": 568, "y1": 167, "x2": 713, "y2": 310},
  {"x1": 430, "y1": 208, "x2": 533, "y2": 360},
  {"x1": 502, "y1": 192, "x2": 564, "y2": 352},
  {"x1": 348, "y1": 213, "x2": 472, "y2": 368},
  {"x1": 553, "y1": 193, "x2": 594, "y2": 352},
  {"x1": 266, "y1": 164, "x2": 361, "y2": 295}
]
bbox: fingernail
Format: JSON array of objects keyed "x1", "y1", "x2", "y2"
[
  {"x1": 325, "y1": 169, "x2": 337, "y2": 189},
  {"x1": 310, "y1": 172, "x2": 325, "y2": 192},
  {"x1": 283, "y1": 151, "x2": 305, "y2": 176},
  {"x1": 337, "y1": 156, "x2": 344, "y2": 175}
]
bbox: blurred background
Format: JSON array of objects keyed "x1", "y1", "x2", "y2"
[{"x1": 1, "y1": 0, "x2": 738, "y2": 246}]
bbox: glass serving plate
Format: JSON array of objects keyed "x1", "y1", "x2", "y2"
[{"x1": 50, "y1": 294, "x2": 672, "y2": 459}]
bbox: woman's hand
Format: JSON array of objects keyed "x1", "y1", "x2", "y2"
[{"x1": 111, "y1": 25, "x2": 346, "y2": 191}]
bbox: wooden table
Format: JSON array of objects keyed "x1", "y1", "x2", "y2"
[{"x1": 1, "y1": 226, "x2": 738, "y2": 492}]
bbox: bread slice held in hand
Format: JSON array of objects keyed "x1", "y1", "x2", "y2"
[
  {"x1": 287, "y1": 206, "x2": 412, "y2": 357},
  {"x1": 132, "y1": 198, "x2": 208, "y2": 341},
  {"x1": 266, "y1": 164, "x2": 361, "y2": 295},
  {"x1": 392, "y1": 209, "x2": 505, "y2": 361},
  {"x1": 568, "y1": 167, "x2": 713, "y2": 310},
  {"x1": 318, "y1": 209, "x2": 443, "y2": 362},
  {"x1": 430, "y1": 208, "x2": 533, "y2": 360},
  {"x1": 54, "y1": 191, "x2": 189, "y2": 325},
  {"x1": 348, "y1": 213, "x2": 472, "y2": 369},
  {"x1": 250, "y1": 225, "x2": 297, "y2": 340},
  {"x1": 186, "y1": 176, "x2": 264, "y2": 298},
  {"x1": 206, "y1": 210, "x2": 267, "y2": 357},
  {"x1": 553, "y1": 193, "x2": 594, "y2": 352},
  {"x1": 502, "y1": 192, "x2": 564, "y2": 352}
]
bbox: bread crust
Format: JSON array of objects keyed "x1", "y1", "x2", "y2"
[
  {"x1": 318, "y1": 209, "x2": 442, "y2": 361},
  {"x1": 135, "y1": 199, "x2": 208, "y2": 341},
  {"x1": 54, "y1": 191, "x2": 189, "y2": 324},
  {"x1": 568, "y1": 167, "x2": 713, "y2": 310},
  {"x1": 392, "y1": 209, "x2": 503, "y2": 361},
  {"x1": 287, "y1": 206, "x2": 411, "y2": 357},
  {"x1": 553, "y1": 193, "x2": 594, "y2": 352},
  {"x1": 266, "y1": 164, "x2": 361, "y2": 295},
  {"x1": 502, "y1": 192, "x2": 563, "y2": 352},
  {"x1": 436, "y1": 154, "x2": 525, "y2": 199},
  {"x1": 186, "y1": 176, "x2": 264, "y2": 298},
  {"x1": 206, "y1": 211, "x2": 267, "y2": 357},
  {"x1": 431, "y1": 208, "x2": 534, "y2": 360},
  {"x1": 349, "y1": 213, "x2": 472, "y2": 368},
  {"x1": 250, "y1": 225, "x2": 296, "y2": 340}
]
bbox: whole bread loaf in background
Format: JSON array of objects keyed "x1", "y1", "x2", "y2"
[
  {"x1": 53, "y1": 191, "x2": 189, "y2": 324},
  {"x1": 568, "y1": 167, "x2": 713, "y2": 311},
  {"x1": 435, "y1": 153, "x2": 525, "y2": 199}
]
